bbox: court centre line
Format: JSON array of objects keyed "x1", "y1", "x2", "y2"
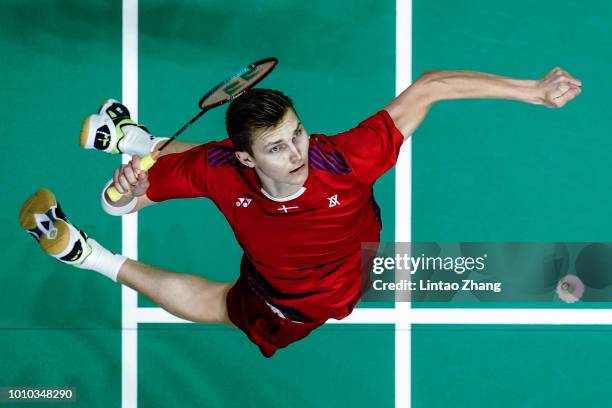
[
  {"x1": 395, "y1": 0, "x2": 413, "y2": 407},
  {"x1": 122, "y1": 0, "x2": 139, "y2": 407}
]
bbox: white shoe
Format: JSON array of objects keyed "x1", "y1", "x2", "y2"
[{"x1": 80, "y1": 99, "x2": 139, "y2": 154}]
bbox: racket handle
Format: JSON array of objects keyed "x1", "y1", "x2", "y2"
[{"x1": 106, "y1": 152, "x2": 159, "y2": 202}]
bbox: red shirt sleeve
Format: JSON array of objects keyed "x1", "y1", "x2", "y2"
[
  {"x1": 145, "y1": 144, "x2": 209, "y2": 202},
  {"x1": 329, "y1": 110, "x2": 404, "y2": 185}
]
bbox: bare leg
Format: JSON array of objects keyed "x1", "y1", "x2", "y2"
[
  {"x1": 153, "y1": 140, "x2": 202, "y2": 156},
  {"x1": 117, "y1": 259, "x2": 234, "y2": 326}
]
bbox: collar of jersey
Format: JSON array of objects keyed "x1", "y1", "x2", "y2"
[{"x1": 260, "y1": 186, "x2": 307, "y2": 202}]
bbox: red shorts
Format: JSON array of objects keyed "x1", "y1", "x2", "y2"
[{"x1": 226, "y1": 275, "x2": 324, "y2": 357}]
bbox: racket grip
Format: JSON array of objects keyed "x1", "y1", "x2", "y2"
[
  {"x1": 105, "y1": 152, "x2": 159, "y2": 202},
  {"x1": 106, "y1": 185, "x2": 124, "y2": 203},
  {"x1": 139, "y1": 153, "x2": 158, "y2": 171}
]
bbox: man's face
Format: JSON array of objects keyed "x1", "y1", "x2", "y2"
[{"x1": 237, "y1": 109, "x2": 310, "y2": 194}]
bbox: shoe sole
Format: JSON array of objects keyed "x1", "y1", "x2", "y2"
[
  {"x1": 20, "y1": 189, "x2": 90, "y2": 261},
  {"x1": 41, "y1": 219, "x2": 71, "y2": 256},
  {"x1": 19, "y1": 189, "x2": 69, "y2": 256},
  {"x1": 79, "y1": 115, "x2": 92, "y2": 148},
  {"x1": 19, "y1": 188, "x2": 56, "y2": 230}
]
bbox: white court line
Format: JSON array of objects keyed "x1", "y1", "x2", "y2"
[
  {"x1": 409, "y1": 308, "x2": 612, "y2": 325},
  {"x1": 395, "y1": 0, "x2": 413, "y2": 407},
  {"x1": 327, "y1": 308, "x2": 397, "y2": 324},
  {"x1": 136, "y1": 306, "x2": 612, "y2": 326},
  {"x1": 122, "y1": 0, "x2": 139, "y2": 407},
  {"x1": 134, "y1": 306, "x2": 398, "y2": 325}
]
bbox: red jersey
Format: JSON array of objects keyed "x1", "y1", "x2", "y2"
[{"x1": 147, "y1": 110, "x2": 404, "y2": 322}]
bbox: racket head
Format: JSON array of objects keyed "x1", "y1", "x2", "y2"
[{"x1": 198, "y1": 57, "x2": 278, "y2": 110}]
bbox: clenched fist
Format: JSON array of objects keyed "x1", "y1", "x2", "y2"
[
  {"x1": 112, "y1": 155, "x2": 150, "y2": 197},
  {"x1": 536, "y1": 67, "x2": 582, "y2": 108}
]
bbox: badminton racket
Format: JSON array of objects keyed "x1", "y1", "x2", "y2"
[{"x1": 106, "y1": 57, "x2": 278, "y2": 202}]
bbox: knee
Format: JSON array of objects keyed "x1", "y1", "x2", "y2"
[{"x1": 193, "y1": 283, "x2": 233, "y2": 325}]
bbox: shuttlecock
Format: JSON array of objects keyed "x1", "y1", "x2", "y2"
[{"x1": 556, "y1": 275, "x2": 584, "y2": 303}]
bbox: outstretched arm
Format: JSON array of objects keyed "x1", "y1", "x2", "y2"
[{"x1": 385, "y1": 67, "x2": 582, "y2": 140}]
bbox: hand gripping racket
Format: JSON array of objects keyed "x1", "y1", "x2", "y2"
[{"x1": 106, "y1": 57, "x2": 278, "y2": 202}]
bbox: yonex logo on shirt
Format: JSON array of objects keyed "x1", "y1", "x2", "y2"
[{"x1": 235, "y1": 197, "x2": 252, "y2": 207}]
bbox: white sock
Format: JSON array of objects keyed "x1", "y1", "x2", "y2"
[
  {"x1": 77, "y1": 239, "x2": 127, "y2": 282},
  {"x1": 118, "y1": 125, "x2": 169, "y2": 156}
]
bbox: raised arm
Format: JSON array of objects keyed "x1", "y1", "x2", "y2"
[{"x1": 385, "y1": 67, "x2": 582, "y2": 140}]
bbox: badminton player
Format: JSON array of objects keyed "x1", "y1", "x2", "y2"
[{"x1": 20, "y1": 67, "x2": 581, "y2": 357}]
